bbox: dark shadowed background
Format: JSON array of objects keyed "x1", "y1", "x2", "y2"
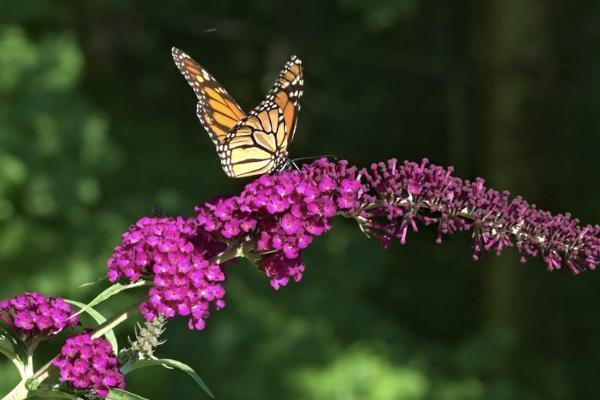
[{"x1": 1, "y1": 1, "x2": 599, "y2": 399}]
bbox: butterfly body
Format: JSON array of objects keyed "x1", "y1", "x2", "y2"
[{"x1": 172, "y1": 47, "x2": 303, "y2": 178}]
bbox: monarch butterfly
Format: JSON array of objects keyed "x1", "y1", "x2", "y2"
[{"x1": 171, "y1": 47, "x2": 303, "y2": 178}]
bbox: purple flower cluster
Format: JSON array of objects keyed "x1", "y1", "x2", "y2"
[
  {"x1": 53, "y1": 333, "x2": 125, "y2": 398},
  {"x1": 108, "y1": 217, "x2": 226, "y2": 330},
  {"x1": 108, "y1": 217, "x2": 194, "y2": 282},
  {"x1": 108, "y1": 158, "x2": 598, "y2": 330},
  {"x1": 0, "y1": 292, "x2": 78, "y2": 342},
  {"x1": 363, "y1": 158, "x2": 599, "y2": 273},
  {"x1": 195, "y1": 161, "x2": 364, "y2": 288}
]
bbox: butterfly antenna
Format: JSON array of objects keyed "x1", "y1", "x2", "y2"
[{"x1": 150, "y1": 205, "x2": 165, "y2": 217}]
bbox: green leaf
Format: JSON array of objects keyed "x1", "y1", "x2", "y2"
[
  {"x1": 72, "y1": 280, "x2": 148, "y2": 318},
  {"x1": 0, "y1": 322, "x2": 26, "y2": 376},
  {"x1": 0, "y1": 339, "x2": 25, "y2": 377},
  {"x1": 79, "y1": 275, "x2": 108, "y2": 288},
  {"x1": 0, "y1": 331, "x2": 16, "y2": 354},
  {"x1": 106, "y1": 388, "x2": 150, "y2": 400},
  {"x1": 65, "y1": 299, "x2": 119, "y2": 353},
  {"x1": 0, "y1": 319, "x2": 23, "y2": 352},
  {"x1": 122, "y1": 358, "x2": 214, "y2": 398}
]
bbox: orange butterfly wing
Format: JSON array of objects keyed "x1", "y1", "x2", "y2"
[
  {"x1": 173, "y1": 48, "x2": 303, "y2": 178},
  {"x1": 171, "y1": 47, "x2": 245, "y2": 144},
  {"x1": 220, "y1": 55, "x2": 304, "y2": 178},
  {"x1": 221, "y1": 102, "x2": 286, "y2": 178},
  {"x1": 264, "y1": 55, "x2": 303, "y2": 147}
]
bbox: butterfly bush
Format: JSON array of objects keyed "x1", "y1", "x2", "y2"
[
  {"x1": 0, "y1": 292, "x2": 79, "y2": 344},
  {"x1": 107, "y1": 158, "x2": 600, "y2": 330},
  {"x1": 2, "y1": 157, "x2": 598, "y2": 400},
  {"x1": 53, "y1": 333, "x2": 125, "y2": 398}
]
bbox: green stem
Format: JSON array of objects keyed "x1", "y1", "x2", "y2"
[
  {"x1": 91, "y1": 302, "x2": 142, "y2": 341},
  {"x1": 210, "y1": 240, "x2": 251, "y2": 263},
  {"x1": 24, "y1": 353, "x2": 32, "y2": 378}
]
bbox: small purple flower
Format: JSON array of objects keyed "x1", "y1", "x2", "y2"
[
  {"x1": 53, "y1": 333, "x2": 124, "y2": 398},
  {"x1": 281, "y1": 214, "x2": 302, "y2": 235},
  {"x1": 0, "y1": 292, "x2": 78, "y2": 343}
]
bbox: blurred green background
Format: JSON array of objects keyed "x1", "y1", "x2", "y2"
[{"x1": 1, "y1": 1, "x2": 599, "y2": 399}]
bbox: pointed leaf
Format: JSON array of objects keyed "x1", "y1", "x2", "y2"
[
  {"x1": 79, "y1": 275, "x2": 108, "y2": 288},
  {"x1": 0, "y1": 322, "x2": 26, "y2": 376},
  {"x1": 0, "y1": 319, "x2": 24, "y2": 353},
  {"x1": 0, "y1": 339, "x2": 25, "y2": 377},
  {"x1": 0, "y1": 332, "x2": 15, "y2": 354},
  {"x1": 72, "y1": 280, "x2": 148, "y2": 318},
  {"x1": 122, "y1": 358, "x2": 213, "y2": 398},
  {"x1": 65, "y1": 299, "x2": 119, "y2": 353},
  {"x1": 107, "y1": 389, "x2": 150, "y2": 400}
]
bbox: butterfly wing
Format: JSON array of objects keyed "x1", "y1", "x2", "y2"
[
  {"x1": 222, "y1": 55, "x2": 304, "y2": 178},
  {"x1": 172, "y1": 47, "x2": 246, "y2": 144},
  {"x1": 221, "y1": 102, "x2": 286, "y2": 178},
  {"x1": 266, "y1": 55, "x2": 303, "y2": 146}
]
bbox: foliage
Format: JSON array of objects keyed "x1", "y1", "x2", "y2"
[{"x1": 0, "y1": 26, "x2": 122, "y2": 297}]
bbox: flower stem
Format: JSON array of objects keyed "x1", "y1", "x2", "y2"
[
  {"x1": 209, "y1": 240, "x2": 252, "y2": 264},
  {"x1": 91, "y1": 301, "x2": 142, "y2": 340},
  {"x1": 24, "y1": 352, "x2": 32, "y2": 378}
]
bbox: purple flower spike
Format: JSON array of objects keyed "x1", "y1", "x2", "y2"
[
  {"x1": 361, "y1": 158, "x2": 599, "y2": 272},
  {"x1": 195, "y1": 157, "x2": 597, "y2": 276},
  {"x1": 0, "y1": 292, "x2": 79, "y2": 343},
  {"x1": 53, "y1": 333, "x2": 125, "y2": 398},
  {"x1": 108, "y1": 158, "x2": 599, "y2": 331}
]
